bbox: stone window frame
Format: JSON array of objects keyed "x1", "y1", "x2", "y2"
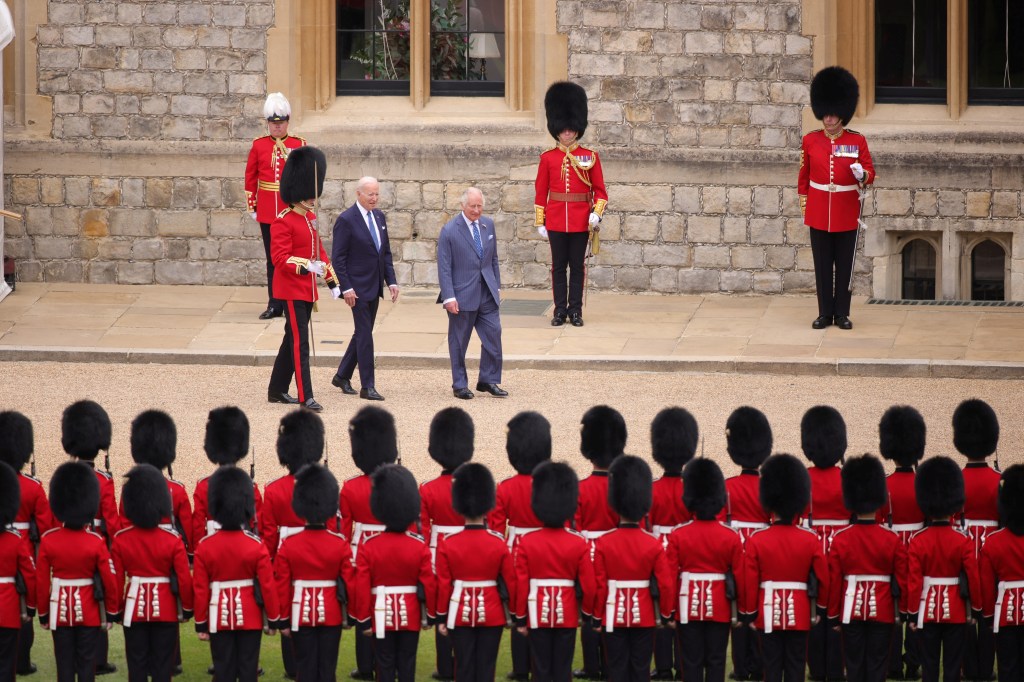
[
  {"x1": 890, "y1": 233, "x2": 942, "y2": 300},
  {"x1": 960, "y1": 232, "x2": 1011, "y2": 301}
]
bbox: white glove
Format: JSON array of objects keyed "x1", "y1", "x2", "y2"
[
  {"x1": 537, "y1": 226, "x2": 548, "y2": 239},
  {"x1": 249, "y1": 212, "x2": 257, "y2": 221},
  {"x1": 331, "y1": 287, "x2": 342, "y2": 300},
  {"x1": 307, "y1": 260, "x2": 325, "y2": 276},
  {"x1": 588, "y1": 212, "x2": 601, "y2": 227},
  {"x1": 850, "y1": 162, "x2": 865, "y2": 181}
]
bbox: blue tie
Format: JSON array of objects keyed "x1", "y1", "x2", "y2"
[
  {"x1": 367, "y1": 211, "x2": 381, "y2": 251},
  {"x1": 471, "y1": 221, "x2": 483, "y2": 259}
]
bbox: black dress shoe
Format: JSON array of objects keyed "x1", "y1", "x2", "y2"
[
  {"x1": 172, "y1": 664, "x2": 183, "y2": 676},
  {"x1": 431, "y1": 673, "x2": 454, "y2": 681},
  {"x1": 811, "y1": 315, "x2": 833, "y2": 329},
  {"x1": 301, "y1": 397, "x2": 323, "y2": 412},
  {"x1": 258, "y1": 307, "x2": 282, "y2": 320},
  {"x1": 551, "y1": 312, "x2": 567, "y2": 326},
  {"x1": 834, "y1": 315, "x2": 853, "y2": 330},
  {"x1": 569, "y1": 312, "x2": 584, "y2": 327},
  {"x1": 360, "y1": 387, "x2": 384, "y2": 401},
  {"x1": 16, "y1": 664, "x2": 37, "y2": 676},
  {"x1": 350, "y1": 672, "x2": 376, "y2": 681},
  {"x1": 506, "y1": 674, "x2": 530, "y2": 681},
  {"x1": 96, "y1": 663, "x2": 118, "y2": 676},
  {"x1": 332, "y1": 374, "x2": 357, "y2": 395},
  {"x1": 476, "y1": 382, "x2": 508, "y2": 397},
  {"x1": 573, "y1": 670, "x2": 601, "y2": 680},
  {"x1": 268, "y1": 391, "x2": 299, "y2": 404},
  {"x1": 453, "y1": 387, "x2": 474, "y2": 400}
]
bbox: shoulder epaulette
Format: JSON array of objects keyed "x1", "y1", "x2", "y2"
[
  {"x1": 326, "y1": 529, "x2": 348, "y2": 542},
  {"x1": 244, "y1": 529, "x2": 262, "y2": 542},
  {"x1": 158, "y1": 525, "x2": 181, "y2": 539},
  {"x1": 3, "y1": 528, "x2": 20, "y2": 539},
  {"x1": 795, "y1": 525, "x2": 818, "y2": 537},
  {"x1": 168, "y1": 478, "x2": 186, "y2": 490},
  {"x1": 267, "y1": 474, "x2": 289, "y2": 487},
  {"x1": 41, "y1": 527, "x2": 61, "y2": 539},
  {"x1": 85, "y1": 528, "x2": 105, "y2": 541},
  {"x1": 845, "y1": 129, "x2": 861, "y2": 135},
  {"x1": 96, "y1": 469, "x2": 113, "y2": 481},
  {"x1": 276, "y1": 207, "x2": 293, "y2": 220},
  {"x1": 20, "y1": 472, "x2": 42, "y2": 484},
  {"x1": 294, "y1": 136, "x2": 307, "y2": 144},
  {"x1": 114, "y1": 526, "x2": 134, "y2": 538},
  {"x1": 406, "y1": 531, "x2": 426, "y2": 543},
  {"x1": 486, "y1": 529, "x2": 505, "y2": 541},
  {"x1": 563, "y1": 528, "x2": 585, "y2": 539}
]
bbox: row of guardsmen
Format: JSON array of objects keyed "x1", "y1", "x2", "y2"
[{"x1": 0, "y1": 396, "x2": 1015, "y2": 682}]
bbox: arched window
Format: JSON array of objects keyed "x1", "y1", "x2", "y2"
[
  {"x1": 971, "y1": 239, "x2": 1005, "y2": 300},
  {"x1": 901, "y1": 239, "x2": 937, "y2": 300}
]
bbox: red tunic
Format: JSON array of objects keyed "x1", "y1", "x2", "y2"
[
  {"x1": 740, "y1": 524, "x2": 829, "y2": 631},
  {"x1": 270, "y1": 206, "x2": 337, "y2": 303},
  {"x1": 436, "y1": 525, "x2": 515, "y2": 628},
  {"x1": 534, "y1": 143, "x2": 608, "y2": 232},
  {"x1": 666, "y1": 520, "x2": 744, "y2": 624},
  {"x1": 648, "y1": 473, "x2": 689, "y2": 540},
  {"x1": 876, "y1": 468, "x2": 925, "y2": 545},
  {"x1": 12, "y1": 472, "x2": 56, "y2": 545},
  {"x1": 907, "y1": 523, "x2": 981, "y2": 627},
  {"x1": 111, "y1": 525, "x2": 194, "y2": 625},
  {"x1": 489, "y1": 474, "x2": 544, "y2": 545},
  {"x1": 192, "y1": 472, "x2": 263, "y2": 544},
  {"x1": 340, "y1": 474, "x2": 386, "y2": 560},
  {"x1": 826, "y1": 520, "x2": 908, "y2": 623},
  {"x1": 961, "y1": 462, "x2": 1001, "y2": 557},
  {"x1": 193, "y1": 529, "x2": 281, "y2": 633},
  {"x1": 717, "y1": 471, "x2": 771, "y2": 545},
  {"x1": 980, "y1": 528, "x2": 1024, "y2": 628},
  {"x1": 86, "y1": 465, "x2": 121, "y2": 540},
  {"x1": 804, "y1": 465, "x2": 849, "y2": 554},
  {"x1": 514, "y1": 527, "x2": 596, "y2": 628},
  {"x1": 575, "y1": 471, "x2": 620, "y2": 540},
  {"x1": 275, "y1": 526, "x2": 354, "y2": 630},
  {"x1": 244, "y1": 134, "x2": 306, "y2": 223},
  {"x1": 798, "y1": 128, "x2": 876, "y2": 232},
  {"x1": 261, "y1": 474, "x2": 307, "y2": 559},
  {"x1": 0, "y1": 528, "x2": 36, "y2": 628},
  {"x1": 350, "y1": 531, "x2": 436, "y2": 634},
  {"x1": 119, "y1": 476, "x2": 193, "y2": 555},
  {"x1": 593, "y1": 525, "x2": 675, "y2": 629},
  {"x1": 420, "y1": 473, "x2": 464, "y2": 563},
  {"x1": 37, "y1": 527, "x2": 120, "y2": 628}
]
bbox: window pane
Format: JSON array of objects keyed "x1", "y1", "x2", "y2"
[
  {"x1": 876, "y1": 0, "x2": 947, "y2": 103},
  {"x1": 431, "y1": 0, "x2": 505, "y2": 96},
  {"x1": 901, "y1": 240, "x2": 936, "y2": 300},
  {"x1": 968, "y1": 0, "x2": 1024, "y2": 104},
  {"x1": 338, "y1": 0, "x2": 412, "y2": 94},
  {"x1": 971, "y1": 240, "x2": 1005, "y2": 301}
]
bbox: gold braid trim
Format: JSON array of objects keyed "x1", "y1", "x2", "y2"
[
  {"x1": 534, "y1": 205, "x2": 546, "y2": 227},
  {"x1": 287, "y1": 256, "x2": 310, "y2": 275},
  {"x1": 593, "y1": 198, "x2": 607, "y2": 217},
  {"x1": 799, "y1": 195, "x2": 807, "y2": 216}
]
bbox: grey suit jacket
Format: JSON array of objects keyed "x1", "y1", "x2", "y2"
[{"x1": 437, "y1": 214, "x2": 500, "y2": 311}]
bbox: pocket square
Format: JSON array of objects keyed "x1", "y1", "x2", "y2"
[{"x1": 488, "y1": 234, "x2": 494, "y2": 240}]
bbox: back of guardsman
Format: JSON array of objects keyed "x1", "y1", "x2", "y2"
[
  {"x1": 193, "y1": 406, "x2": 263, "y2": 544},
  {"x1": 263, "y1": 409, "x2": 324, "y2": 559},
  {"x1": 340, "y1": 406, "x2": 400, "y2": 559},
  {"x1": 0, "y1": 461, "x2": 36, "y2": 682},
  {"x1": 62, "y1": 400, "x2": 121, "y2": 542},
  {"x1": 113, "y1": 464, "x2": 194, "y2": 682},
  {"x1": 980, "y1": 465, "x2": 1024, "y2": 682}
]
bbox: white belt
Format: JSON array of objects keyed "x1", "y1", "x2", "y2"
[
  {"x1": 890, "y1": 522, "x2": 924, "y2": 533},
  {"x1": 278, "y1": 525, "x2": 304, "y2": 549},
  {"x1": 581, "y1": 529, "x2": 613, "y2": 541},
  {"x1": 605, "y1": 580, "x2": 650, "y2": 632},
  {"x1": 206, "y1": 520, "x2": 222, "y2": 536},
  {"x1": 994, "y1": 580, "x2": 1024, "y2": 633},
  {"x1": 209, "y1": 579, "x2": 254, "y2": 634},
  {"x1": 372, "y1": 585, "x2": 418, "y2": 639},
  {"x1": 652, "y1": 525, "x2": 677, "y2": 537},
  {"x1": 528, "y1": 579, "x2": 575, "y2": 629},
  {"x1": 810, "y1": 180, "x2": 859, "y2": 193},
  {"x1": 351, "y1": 522, "x2": 386, "y2": 559},
  {"x1": 447, "y1": 579, "x2": 498, "y2": 629},
  {"x1": 730, "y1": 521, "x2": 768, "y2": 530},
  {"x1": 916, "y1": 576, "x2": 960, "y2": 629},
  {"x1": 429, "y1": 524, "x2": 464, "y2": 569},
  {"x1": 760, "y1": 581, "x2": 808, "y2": 634},
  {"x1": 93, "y1": 518, "x2": 104, "y2": 528},
  {"x1": 842, "y1": 574, "x2": 891, "y2": 624},
  {"x1": 678, "y1": 572, "x2": 727, "y2": 625},
  {"x1": 964, "y1": 520, "x2": 999, "y2": 528},
  {"x1": 506, "y1": 525, "x2": 539, "y2": 549},
  {"x1": 50, "y1": 578, "x2": 94, "y2": 627},
  {"x1": 291, "y1": 579, "x2": 336, "y2": 631},
  {"x1": 11, "y1": 522, "x2": 29, "y2": 531},
  {"x1": 0, "y1": 577, "x2": 13, "y2": 584},
  {"x1": 124, "y1": 576, "x2": 171, "y2": 627},
  {"x1": 809, "y1": 519, "x2": 848, "y2": 528}
]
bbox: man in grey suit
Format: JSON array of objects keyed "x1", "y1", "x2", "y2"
[{"x1": 437, "y1": 187, "x2": 507, "y2": 399}]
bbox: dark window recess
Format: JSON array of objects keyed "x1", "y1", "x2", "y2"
[
  {"x1": 875, "y1": 0, "x2": 947, "y2": 104},
  {"x1": 901, "y1": 239, "x2": 937, "y2": 300},
  {"x1": 968, "y1": 0, "x2": 1024, "y2": 105},
  {"x1": 971, "y1": 240, "x2": 1006, "y2": 301},
  {"x1": 337, "y1": 0, "x2": 411, "y2": 94}
]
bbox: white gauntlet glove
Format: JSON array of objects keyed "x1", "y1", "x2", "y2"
[
  {"x1": 249, "y1": 212, "x2": 257, "y2": 221},
  {"x1": 850, "y1": 162, "x2": 865, "y2": 182},
  {"x1": 537, "y1": 226, "x2": 548, "y2": 239},
  {"x1": 307, "y1": 260, "x2": 325, "y2": 276},
  {"x1": 331, "y1": 287, "x2": 342, "y2": 300},
  {"x1": 588, "y1": 212, "x2": 601, "y2": 228}
]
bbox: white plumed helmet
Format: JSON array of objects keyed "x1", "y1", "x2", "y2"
[{"x1": 263, "y1": 92, "x2": 291, "y2": 122}]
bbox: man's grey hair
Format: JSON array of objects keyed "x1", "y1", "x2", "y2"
[
  {"x1": 460, "y1": 187, "x2": 484, "y2": 207},
  {"x1": 356, "y1": 176, "x2": 379, "y2": 193}
]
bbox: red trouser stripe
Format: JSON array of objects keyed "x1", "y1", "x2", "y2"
[{"x1": 286, "y1": 300, "x2": 306, "y2": 402}]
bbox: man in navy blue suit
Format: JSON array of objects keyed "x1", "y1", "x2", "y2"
[
  {"x1": 330, "y1": 176, "x2": 399, "y2": 401},
  {"x1": 437, "y1": 187, "x2": 507, "y2": 400}
]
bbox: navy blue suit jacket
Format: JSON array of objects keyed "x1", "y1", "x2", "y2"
[
  {"x1": 330, "y1": 203, "x2": 397, "y2": 300},
  {"x1": 437, "y1": 214, "x2": 500, "y2": 311}
]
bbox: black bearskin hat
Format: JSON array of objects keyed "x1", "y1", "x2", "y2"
[
  {"x1": 915, "y1": 456, "x2": 964, "y2": 520},
  {"x1": 0, "y1": 411, "x2": 33, "y2": 472},
  {"x1": 428, "y1": 407, "x2": 474, "y2": 471},
  {"x1": 650, "y1": 407, "x2": 699, "y2": 473},
  {"x1": 682, "y1": 458, "x2": 727, "y2": 521},
  {"x1": 545, "y1": 81, "x2": 588, "y2": 140},
  {"x1": 279, "y1": 145, "x2": 327, "y2": 204},
  {"x1": 999, "y1": 465, "x2": 1024, "y2": 536},
  {"x1": 370, "y1": 464, "x2": 420, "y2": 532},
  {"x1": 292, "y1": 464, "x2": 339, "y2": 526},
  {"x1": 759, "y1": 454, "x2": 811, "y2": 524},
  {"x1": 61, "y1": 400, "x2": 112, "y2": 461},
  {"x1": 209, "y1": 465, "x2": 255, "y2": 530},
  {"x1": 801, "y1": 405, "x2": 847, "y2": 468},
  {"x1": 810, "y1": 66, "x2": 859, "y2": 126},
  {"x1": 879, "y1": 405, "x2": 926, "y2": 468},
  {"x1": 725, "y1": 406, "x2": 773, "y2": 469},
  {"x1": 0, "y1": 462, "x2": 20, "y2": 528},
  {"x1": 608, "y1": 455, "x2": 652, "y2": 522},
  {"x1": 531, "y1": 461, "x2": 578, "y2": 527},
  {"x1": 204, "y1": 406, "x2": 250, "y2": 466},
  {"x1": 451, "y1": 462, "x2": 496, "y2": 519},
  {"x1": 122, "y1": 464, "x2": 172, "y2": 530},
  {"x1": 130, "y1": 409, "x2": 177, "y2": 471},
  {"x1": 50, "y1": 461, "x2": 100, "y2": 528},
  {"x1": 349, "y1": 406, "x2": 398, "y2": 475},
  {"x1": 952, "y1": 399, "x2": 999, "y2": 461},
  {"x1": 506, "y1": 411, "x2": 552, "y2": 475},
  {"x1": 841, "y1": 454, "x2": 887, "y2": 516},
  {"x1": 580, "y1": 405, "x2": 627, "y2": 469},
  {"x1": 277, "y1": 409, "x2": 324, "y2": 475}
]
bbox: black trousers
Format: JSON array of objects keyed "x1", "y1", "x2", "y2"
[
  {"x1": 731, "y1": 620, "x2": 763, "y2": 679},
  {"x1": 678, "y1": 621, "x2": 730, "y2": 682},
  {"x1": 259, "y1": 222, "x2": 282, "y2": 312},
  {"x1": 888, "y1": 620, "x2": 921, "y2": 677},
  {"x1": 124, "y1": 622, "x2": 177, "y2": 682},
  {"x1": 653, "y1": 626, "x2": 681, "y2": 677},
  {"x1": 841, "y1": 621, "x2": 893, "y2": 682},
  {"x1": 281, "y1": 630, "x2": 297, "y2": 677},
  {"x1": 963, "y1": 617, "x2": 995, "y2": 681},
  {"x1": 0, "y1": 627, "x2": 18, "y2": 682},
  {"x1": 918, "y1": 623, "x2": 966, "y2": 682},
  {"x1": 996, "y1": 625, "x2": 1024, "y2": 682},
  {"x1": 52, "y1": 626, "x2": 100, "y2": 682},
  {"x1": 210, "y1": 629, "x2": 262, "y2": 682},
  {"x1": 809, "y1": 228, "x2": 857, "y2": 318},
  {"x1": 528, "y1": 627, "x2": 577, "y2": 682},
  {"x1": 604, "y1": 627, "x2": 655, "y2": 682},
  {"x1": 808, "y1": 616, "x2": 844, "y2": 680},
  {"x1": 336, "y1": 295, "x2": 380, "y2": 390},
  {"x1": 269, "y1": 299, "x2": 314, "y2": 402},
  {"x1": 510, "y1": 624, "x2": 531, "y2": 675},
  {"x1": 579, "y1": 620, "x2": 605, "y2": 677},
  {"x1": 548, "y1": 231, "x2": 589, "y2": 317},
  {"x1": 450, "y1": 626, "x2": 502, "y2": 682},
  {"x1": 291, "y1": 625, "x2": 342, "y2": 682},
  {"x1": 16, "y1": 618, "x2": 33, "y2": 674},
  {"x1": 355, "y1": 626, "x2": 375, "y2": 675},
  {"x1": 759, "y1": 629, "x2": 809, "y2": 682},
  {"x1": 373, "y1": 630, "x2": 419, "y2": 682},
  {"x1": 434, "y1": 623, "x2": 454, "y2": 678}
]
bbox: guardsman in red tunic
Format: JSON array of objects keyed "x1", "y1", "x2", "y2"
[
  {"x1": 907, "y1": 457, "x2": 982, "y2": 682},
  {"x1": 668, "y1": 458, "x2": 743, "y2": 682},
  {"x1": 351, "y1": 465, "x2": 436, "y2": 682},
  {"x1": 38, "y1": 462, "x2": 120, "y2": 682},
  {"x1": 801, "y1": 406, "x2": 849, "y2": 682},
  {"x1": 980, "y1": 465, "x2": 1024, "y2": 682},
  {"x1": 420, "y1": 408, "x2": 475, "y2": 681},
  {"x1": 112, "y1": 465, "x2": 194, "y2": 682},
  {"x1": 245, "y1": 92, "x2": 306, "y2": 320},
  {"x1": 194, "y1": 467, "x2": 282, "y2": 681},
  {"x1": 514, "y1": 462, "x2": 597, "y2": 682},
  {"x1": 535, "y1": 81, "x2": 608, "y2": 328},
  {"x1": 0, "y1": 462, "x2": 36, "y2": 682},
  {"x1": 488, "y1": 411, "x2": 553, "y2": 681},
  {"x1": 741, "y1": 454, "x2": 830, "y2": 682},
  {"x1": 267, "y1": 145, "x2": 340, "y2": 412},
  {"x1": 877, "y1": 405, "x2": 927, "y2": 680},
  {"x1": 799, "y1": 66, "x2": 876, "y2": 331},
  {"x1": 594, "y1": 456, "x2": 675, "y2": 682},
  {"x1": 0, "y1": 411, "x2": 53, "y2": 676},
  {"x1": 276, "y1": 464, "x2": 355, "y2": 682},
  {"x1": 437, "y1": 462, "x2": 515, "y2": 682},
  {"x1": 827, "y1": 455, "x2": 908, "y2": 682}
]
